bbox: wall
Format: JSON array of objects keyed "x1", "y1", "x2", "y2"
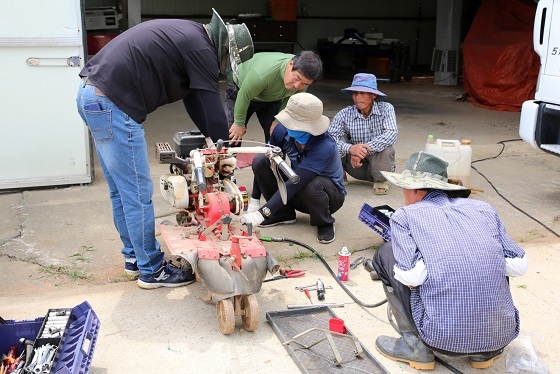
[{"x1": 84, "y1": 0, "x2": 478, "y2": 68}]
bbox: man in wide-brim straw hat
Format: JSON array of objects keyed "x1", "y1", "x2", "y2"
[
  {"x1": 368, "y1": 151, "x2": 528, "y2": 370},
  {"x1": 77, "y1": 9, "x2": 253, "y2": 289},
  {"x1": 240, "y1": 92, "x2": 347, "y2": 244}
]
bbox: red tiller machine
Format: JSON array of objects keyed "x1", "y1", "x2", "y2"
[{"x1": 155, "y1": 131, "x2": 298, "y2": 334}]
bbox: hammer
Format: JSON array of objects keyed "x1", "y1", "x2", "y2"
[{"x1": 18, "y1": 338, "x2": 34, "y2": 367}]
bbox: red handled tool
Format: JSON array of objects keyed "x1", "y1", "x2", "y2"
[
  {"x1": 263, "y1": 269, "x2": 306, "y2": 282},
  {"x1": 304, "y1": 288, "x2": 313, "y2": 304}
]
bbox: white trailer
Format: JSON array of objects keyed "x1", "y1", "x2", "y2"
[
  {"x1": 520, "y1": 0, "x2": 560, "y2": 157},
  {"x1": 0, "y1": 0, "x2": 92, "y2": 189}
]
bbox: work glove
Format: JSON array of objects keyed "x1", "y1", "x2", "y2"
[{"x1": 241, "y1": 211, "x2": 265, "y2": 227}]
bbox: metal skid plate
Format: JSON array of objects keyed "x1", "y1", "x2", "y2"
[
  {"x1": 158, "y1": 223, "x2": 268, "y2": 298},
  {"x1": 266, "y1": 306, "x2": 388, "y2": 374}
]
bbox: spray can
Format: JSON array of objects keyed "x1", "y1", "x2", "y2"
[{"x1": 337, "y1": 246, "x2": 351, "y2": 282}]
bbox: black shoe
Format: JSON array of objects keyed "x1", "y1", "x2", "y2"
[
  {"x1": 124, "y1": 258, "x2": 140, "y2": 280},
  {"x1": 317, "y1": 224, "x2": 335, "y2": 244},
  {"x1": 259, "y1": 214, "x2": 297, "y2": 228},
  {"x1": 137, "y1": 260, "x2": 196, "y2": 289},
  {"x1": 469, "y1": 348, "x2": 504, "y2": 369}
]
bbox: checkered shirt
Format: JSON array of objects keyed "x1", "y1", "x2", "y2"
[
  {"x1": 390, "y1": 190, "x2": 525, "y2": 353},
  {"x1": 328, "y1": 101, "x2": 398, "y2": 157}
]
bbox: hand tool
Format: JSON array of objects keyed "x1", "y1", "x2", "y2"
[
  {"x1": 287, "y1": 303, "x2": 347, "y2": 309},
  {"x1": 363, "y1": 259, "x2": 380, "y2": 280},
  {"x1": 18, "y1": 339, "x2": 34, "y2": 368},
  {"x1": 316, "y1": 279, "x2": 326, "y2": 301},
  {"x1": 295, "y1": 284, "x2": 333, "y2": 291},
  {"x1": 304, "y1": 288, "x2": 313, "y2": 304},
  {"x1": 278, "y1": 267, "x2": 305, "y2": 275},
  {"x1": 263, "y1": 269, "x2": 306, "y2": 282},
  {"x1": 350, "y1": 256, "x2": 365, "y2": 269}
]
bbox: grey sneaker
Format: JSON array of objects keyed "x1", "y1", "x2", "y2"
[{"x1": 137, "y1": 261, "x2": 195, "y2": 289}]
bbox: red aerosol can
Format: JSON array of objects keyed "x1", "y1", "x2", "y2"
[{"x1": 337, "y1": 246, "x2": 351, "y2": 281}]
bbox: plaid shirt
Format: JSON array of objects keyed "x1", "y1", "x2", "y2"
[
  {"x1": 328, "y1": 101, "x2": 398, "y2": 157},
  {"x1": 390, "y1": 190, "x2": 525, "y2": 353}
]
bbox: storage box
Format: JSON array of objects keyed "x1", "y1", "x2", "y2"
[
  {"x1": 270, "y1": 0, "x2": 297, "y2": 21},
  {"x1": 358, "y1": 203, "x2": 395, "y2": 242},
  {"x1": 86, "y1": 33, "x2": 118, "y2": 55},
  {"x1": 0, "y1": 301, "x2": 100, "y2": 374}
]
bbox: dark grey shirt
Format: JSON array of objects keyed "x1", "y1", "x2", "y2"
[{"x1": 80, "y1": 19, "x2": 219, "y2": 123}]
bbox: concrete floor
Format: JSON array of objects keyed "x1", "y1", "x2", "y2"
[{"x1": 1, "y1": 77, "x2": 559, "y2": 373}]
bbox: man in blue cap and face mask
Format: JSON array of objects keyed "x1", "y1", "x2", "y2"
[
  {"x1": 328, "y1": 73, "x2": 398, "y2": 195},
  {"x1": 240, "y1": 93, "x2": 346, "y2": 244}
]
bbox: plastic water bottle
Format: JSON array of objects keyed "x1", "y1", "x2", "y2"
[
  {"x1": 425, "y1": 137, "x2": 472, "y2": 188},
  {"x1": 457, "y1": 140, "x2": 472, "y2": 188},
  {"x1": 337, "y1": 246, "x2": 351, "y2": 282}
]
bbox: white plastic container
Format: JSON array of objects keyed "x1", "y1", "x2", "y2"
[{"x1": 425, "y1": 138, "x2": 472, "y2": 187}]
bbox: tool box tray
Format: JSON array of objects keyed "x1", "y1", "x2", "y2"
[
  {"x1": 358, "y1": 203, "x2": 395, "y2": 242},
  {"x1": 0, "y1": 301, "x2": 100, "y2": 374}
]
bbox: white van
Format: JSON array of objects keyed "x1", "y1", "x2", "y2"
[{"x1": 519, "y1": 0, "x2": 560, "y2": 157}]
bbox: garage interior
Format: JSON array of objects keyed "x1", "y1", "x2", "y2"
[{"x1": 83, "y1": 0, "x2": 481, "y2": 84}]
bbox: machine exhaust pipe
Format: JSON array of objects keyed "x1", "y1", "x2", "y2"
[{"x1": 266, "y1": 251, "x2": 280, "y2": 275}]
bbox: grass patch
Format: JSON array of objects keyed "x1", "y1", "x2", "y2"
[
  {"x1": 69, "y1": 246, "x2": 95, "y2": 263},
  {"x1": 39, "y1": 265, "x2": 92, "y2": 282}
]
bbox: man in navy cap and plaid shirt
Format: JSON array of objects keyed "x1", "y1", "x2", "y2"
[{"x1": 371, "y1": 151, "x2": 527, "y2": 370}]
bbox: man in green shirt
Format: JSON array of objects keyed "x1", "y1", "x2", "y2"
[{"x1": 226, "y1": 51, "x2": 323, "y2": 144}]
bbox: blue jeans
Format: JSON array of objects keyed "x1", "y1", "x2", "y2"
[{"x1": 76, "y1": 83, "x2": 164, "y2": 274}]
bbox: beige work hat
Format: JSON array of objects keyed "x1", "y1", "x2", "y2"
[{"x1": 275, "y1": 93, "x2": 330, "y2": 136}]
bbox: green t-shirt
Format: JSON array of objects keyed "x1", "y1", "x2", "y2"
[{"x1": 233, "y1": 52, "x2": 308, "y2": 126}]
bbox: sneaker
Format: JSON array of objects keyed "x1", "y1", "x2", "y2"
[
  {"x1": 317, "y1": 224, "x2": 335, "y2": 244},
  {"x1": 137, "y1": 260, "x2": 195, "y2": 289},
  {"x1": 469, "y1": 348, "x2": 504, "y2": 369},
  {"x1": 259, "y1": 214, "x2": 297, "y2": 228},
  {"x1": 124, "y1": 258, "x2": 140, "y2": 280}
]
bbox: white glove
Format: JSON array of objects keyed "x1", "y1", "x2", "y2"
[
  {"x1": 246, "y1": 198, "x2": 261, "y2": 213},
  {"x1": 241, "y1": 211, "x2": 265, "y2": 227}
]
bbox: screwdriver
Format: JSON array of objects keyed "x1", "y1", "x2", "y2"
[{"x1": 304, "y1": 288, "x2": 313, "y2": 304}]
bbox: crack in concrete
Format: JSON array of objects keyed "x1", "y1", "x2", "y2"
[{"x1": 1, "y1": 191, "x2": 34, "y2": 256}]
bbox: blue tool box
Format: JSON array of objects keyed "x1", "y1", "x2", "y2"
[
  {"x1": 0, "y1": 301, "x2": 99, "y2": 374},
  {"x1": 358, "y1": 203, "x2": 395, "y2": 242}
]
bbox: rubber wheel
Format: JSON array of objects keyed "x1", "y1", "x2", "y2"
[
  {"x1": 217, "y1": 298, "x2": 235, "y2": 335},
  {"x1": 241, "y1": 294, "x2": 260, "y2": 331}
]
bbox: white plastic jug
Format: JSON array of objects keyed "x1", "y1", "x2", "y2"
[{"x1": 425, "y1": 138, "x2": 472, "y2": 187}]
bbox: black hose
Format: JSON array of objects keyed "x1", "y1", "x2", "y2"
[{"x1": 268, "y1": 237, "x2": 387, "y2": 308}]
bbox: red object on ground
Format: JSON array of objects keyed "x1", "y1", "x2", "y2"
[
  {"x1": 462, "y1": 0, "x2": 540, "y2": 111},
  {"x1": 329, "y1": 318, "x2": 346, "y2": 334}
]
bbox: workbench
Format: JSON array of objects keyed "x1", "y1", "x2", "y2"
[{"x1": 317, "y1": 39, "x2": 411, "y2": 83}]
